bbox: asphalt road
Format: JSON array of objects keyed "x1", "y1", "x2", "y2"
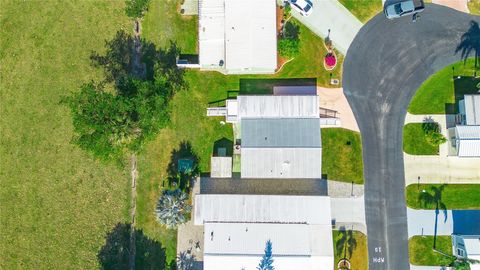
[{"x1": 342, "y1": 5, "x2": 479, "y2": 270}]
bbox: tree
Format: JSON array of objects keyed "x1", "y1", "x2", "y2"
[
  {"x1": 64, "y1": 78, "x2": 170, "y2": 161},
  {"x1": 66, "y1": 31, "x2": 184, "y2": 161},
  {"x1": 278, "y1": 21, "x2": 300, "y2": 58},
  {"x1": 336, "y1": 229, "x2": 357, "y2": 261},
  {"x1": 177, "y1": 251, "x2": 195, "y2": 270},
  {"x1": 257, "y1": 240, "x2": 274, "y2": 270},
  {"x1": 125, "y1": 0, "x2": 151, "y2": 19},
  {"x1": 456, "y1": 20, "x2": 480, "y2": 68},
  {"x1": 452, "y1": 257, "x2": 480, "y2": 270},
  {"x1": 422, "y1": 122, "x2": 447, "y2": 146},
  {"x1": 418, "y1": 185, "x2": 447, "y2": 249},
  {"x1": 155, "y1": 189, "x2": 191, "y2": 229}
]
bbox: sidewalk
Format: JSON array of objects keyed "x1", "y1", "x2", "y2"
[{"x1": 290, "y1": 0, "x2": 362, "y2": 54}]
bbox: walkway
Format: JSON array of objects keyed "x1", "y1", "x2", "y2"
[
  {"x1": 318, "y1": 87, "x2": 360, "y2": 132},
  {"x1": 290, "y1": 0, "x2": 362, "y2": 54},
  {"x1": 432, "y1": 0, "x2": 469, "y2": 13}
]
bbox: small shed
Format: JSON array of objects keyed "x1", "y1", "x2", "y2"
[{"x1": 210, "y1": 156, "x2": 232, "y2": 178}]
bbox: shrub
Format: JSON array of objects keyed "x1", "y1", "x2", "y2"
[
  {"x1": 125, "y1": 0, "x2": 151, "y2": 19},
  {"x1": 155, "y1": 189, "x2": 191, "y2": 228},
  {"x1": 278, "y1": 21, "x2": 300, "y2": 58},
  {"x1": 422, "y1": 122, "x2": 447, "y2": 146}
]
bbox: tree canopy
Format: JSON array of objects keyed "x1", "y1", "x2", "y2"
[
  {"x1": 65, "y1": 30, "x2": 184, "y2": 161},
  {"x1": 125, "y1": 0, "x2": 151, "y2": 19}
]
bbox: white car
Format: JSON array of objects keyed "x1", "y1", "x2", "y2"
[{"x1": 288, "y1": 0, "x2": 313, "y2": 17}]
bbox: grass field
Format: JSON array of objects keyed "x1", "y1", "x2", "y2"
[
  {"x1": 338, "y1": 0, "x2": 383, "y2": 23},
  {"x1": 321, "y1": 128, "x2": 364, "y2": 184},
  {"x1": 406, "y1": 184, "x2": 480, "y2": 210},
  {"x1": 468, "y1": 0, "x2": 480, "y2": 15},
  {"x1": 333, "y1": 230, "x2": 368, "y2": 270},
  {"x1": 403, "y1": 123, "x2": 439, "y2": 155},
  {"x1": 408, "y1": 58, "x2": 480, "y2": 114},
  {"x1": 0, "y1": 1, "x2": 132, "y2": 269},
  {"x1": 409, "y1": 236, "x2": 455, "y2": 266}
]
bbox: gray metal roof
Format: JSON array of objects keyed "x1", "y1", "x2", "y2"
[
  {"x1": 241, "y1": 118, "x2": 322, "y2": 148},
  {"x1": 464, "y1": 94, "x2": 480, "y2": 125}
]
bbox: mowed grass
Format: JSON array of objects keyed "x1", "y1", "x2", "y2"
[
  {"x1": 468, "y1": 0, "x2": 480, "y2": 15},
  {"x1": 332, "y1": 230, "x2": 368, "y2": 270},
  {"x1": 408, "y1": 58, "x2": 479, "y2": 114},
  {"x1": 406, "y1": 184, "x2": 480, "y2": 210},
  {"x1": 409, "y1": 236, "x2": 455, "y2": 266},
  {"x1": 403, "y1": 123, "x2": 439, "y2": 155},
  {"x1": 338, "y1": 0, "x2": 383, "y2": 23},
  {"x1": 321, "y1": 128, "x2": 364, "y2": 184},
  {"x1": 0, "y1": 1, "x2": 132, "y2": 269},
  {"x1": 137, "y1": 0, "x2": 351, "y2": 261}
]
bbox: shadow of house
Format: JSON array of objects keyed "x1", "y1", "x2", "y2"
[
  {"x1": 444, "y1": 76, "x2": 480, "y2": 114},
  {"x1": 167, "y1": 141, "x2": 200, "y2": 192},
  {"x1": 239, "y1": 78, "x2": 317, "y2": 95},
  {"x1": 97, "y1": 223, "x2": 167, "y2": 270}
]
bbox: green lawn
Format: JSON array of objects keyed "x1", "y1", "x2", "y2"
[
  {"x1": 406, "y1": 184, "x2": 480, "y2": 210},
  {"x1": 403, "y1": 123, "x2": 439, "y2": 155},
  {"x1": 137, "y1": 0, "x2": 348, "y2": 262},
  {"x1": 338, "y1": 0, "x2": 383, "y2": 23},
  {"x1": 0, "y1": 1, "x2": 132, "y2": 269},
  {"x1": 321, "y1": 128, "x2": 364, "y2": 184},
  {"x1": 468, "y1": 0, "x2": 480, "y2": 15},
  {"x1": 408, "y1": 58, "x2": 480, "y2": 114},
  {"x1": 333, "y1": 230, "x2": 368, "y2": 270},
  {"x1": 409, "y1": 236, "x2": 455, "y2": 266}
]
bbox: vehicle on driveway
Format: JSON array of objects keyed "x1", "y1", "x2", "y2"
[
  {"x1": 384, "y1": 0, "x2": 424, "y2": 20},
  {"x1": 288, "y1": 0, "x2": 313, "y2": 17}
]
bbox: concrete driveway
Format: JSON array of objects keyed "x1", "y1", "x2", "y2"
[
  {"x1": 343, "y1": 5, "x2": 479, "y2": 270},
  {"x1": 318, "y1": 87, "x2": 360, "y2": 132},
  {"x1": 290, "y1": 0, "x2": 362, "y2": 54}
]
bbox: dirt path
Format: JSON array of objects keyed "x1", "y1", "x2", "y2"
[{"x1": 129, "y1": 19, "x2": 143, "y2": 270}]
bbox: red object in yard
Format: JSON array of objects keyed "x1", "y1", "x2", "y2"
[{"x1": 325, "y1": 53, "x2": 336, "y2": 67}]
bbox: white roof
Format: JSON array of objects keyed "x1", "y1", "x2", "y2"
[
  {"x1": 455, "y1": 125, "x2": 480, "y2": 157},
  {"x1": 194, "y1": 194, "x2": 332, "y2": 225},
  {"x1": 464, "y1": 95, "x2": 480, "y2": 125},
  {"x1": 203, "y1": 223, "x2": 333, "y2": 270},
  {"x1": 198, "y1": 0, "x2": 225, "y2": 68},
  {"x1": 241, "y1": 148, "x2": 322, "y2": 178},
  {"x1": 237, "y1": 95, "x2": 320, "y2": 120},
  {"x1": 210, "y1": 156, "x2": 232, "y2": 178},
  {"x1": 204, "y1": 255, "x2": 334, "y2": 270},
  {"x1": 198, "y1": 0, "x2": 277, "y2": 73},
  {"x1": 464, "y1": 237, "x2": 480, "y2": 256},
  {"x1": 224, "y1": 0, "x2": 277, "y2": 73}
]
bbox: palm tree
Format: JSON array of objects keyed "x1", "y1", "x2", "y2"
[
  {"x1": 418, "y1": 185, "x2": 447, "y2": 249},
  {"x1": 452, "y1": 257, "x2": 480, "y2": 270},
  {"x1": 336, "y1": 229, "x2": 357, "y2": 261},
  {"x1": 177, "y1": 251, "x2": 195, "y2": 270},
  {"x1": 257, "y1": 240, "x2": 274, "y2": 270},
  {"x1": 155, "y1": 189, "x2": 191, "y2": 229},
  {"x1": 456, "y1": 20, "x2": 480, "y2": 68}
]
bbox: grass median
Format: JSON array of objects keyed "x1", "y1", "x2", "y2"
[{"x1": 406, "y1": 184, "x2": 480, "y2": 210}]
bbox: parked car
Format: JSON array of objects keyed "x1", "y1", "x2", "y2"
[
  {"x1": 288, "y1": 0, "x2": 313, "y2": 17},
  {"x1": 384, "y1": 0, "x2": 424, "y2": 20}
]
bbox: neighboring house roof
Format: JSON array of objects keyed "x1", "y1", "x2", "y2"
[
  {"x1": 198, "y1": 0, "x2": 277, "y2": 74},
  {"x1": 464, "y1": 94, "x2": 480, "y2": 125},
  {"x1": 455, "y1": 125, "x2": 480, "y2": 157},
  {"x1": 196, "y1": 195, "x2": 334, "y2": 270},
  {"x1": 203, "y1": 223, "x2": 334, "y2": 270},
  {"x1": 194, "y1": 194, "x2": 332, "y2": 225},
  {"x1": 242, "y1": 118, "x2": 322, "y2": 148},
  {"x1": 237, "y1": 95, "x2": 320, "y2": 120},
  {"x1": 453, "y1": 235, "x2": 480, "y2": 270},
  {"x1": 241, "y1": 118, "x2": 322, "y2": 178}
]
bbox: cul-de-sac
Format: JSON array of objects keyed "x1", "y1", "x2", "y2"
[{"x1": 2, "y1": 0, "x2": 480, "y2": 269}]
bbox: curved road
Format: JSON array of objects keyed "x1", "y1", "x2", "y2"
[{"x1": 343, "y1": 5, "x2": 479, "y2": 270}]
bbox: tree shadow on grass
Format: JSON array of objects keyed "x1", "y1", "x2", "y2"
[
  {"x1": 97, "y1": 223, "x2": 167, "y2": 270},
  {"x1": 166, "y1": 141, "x2": 200, "y2": 192}
]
